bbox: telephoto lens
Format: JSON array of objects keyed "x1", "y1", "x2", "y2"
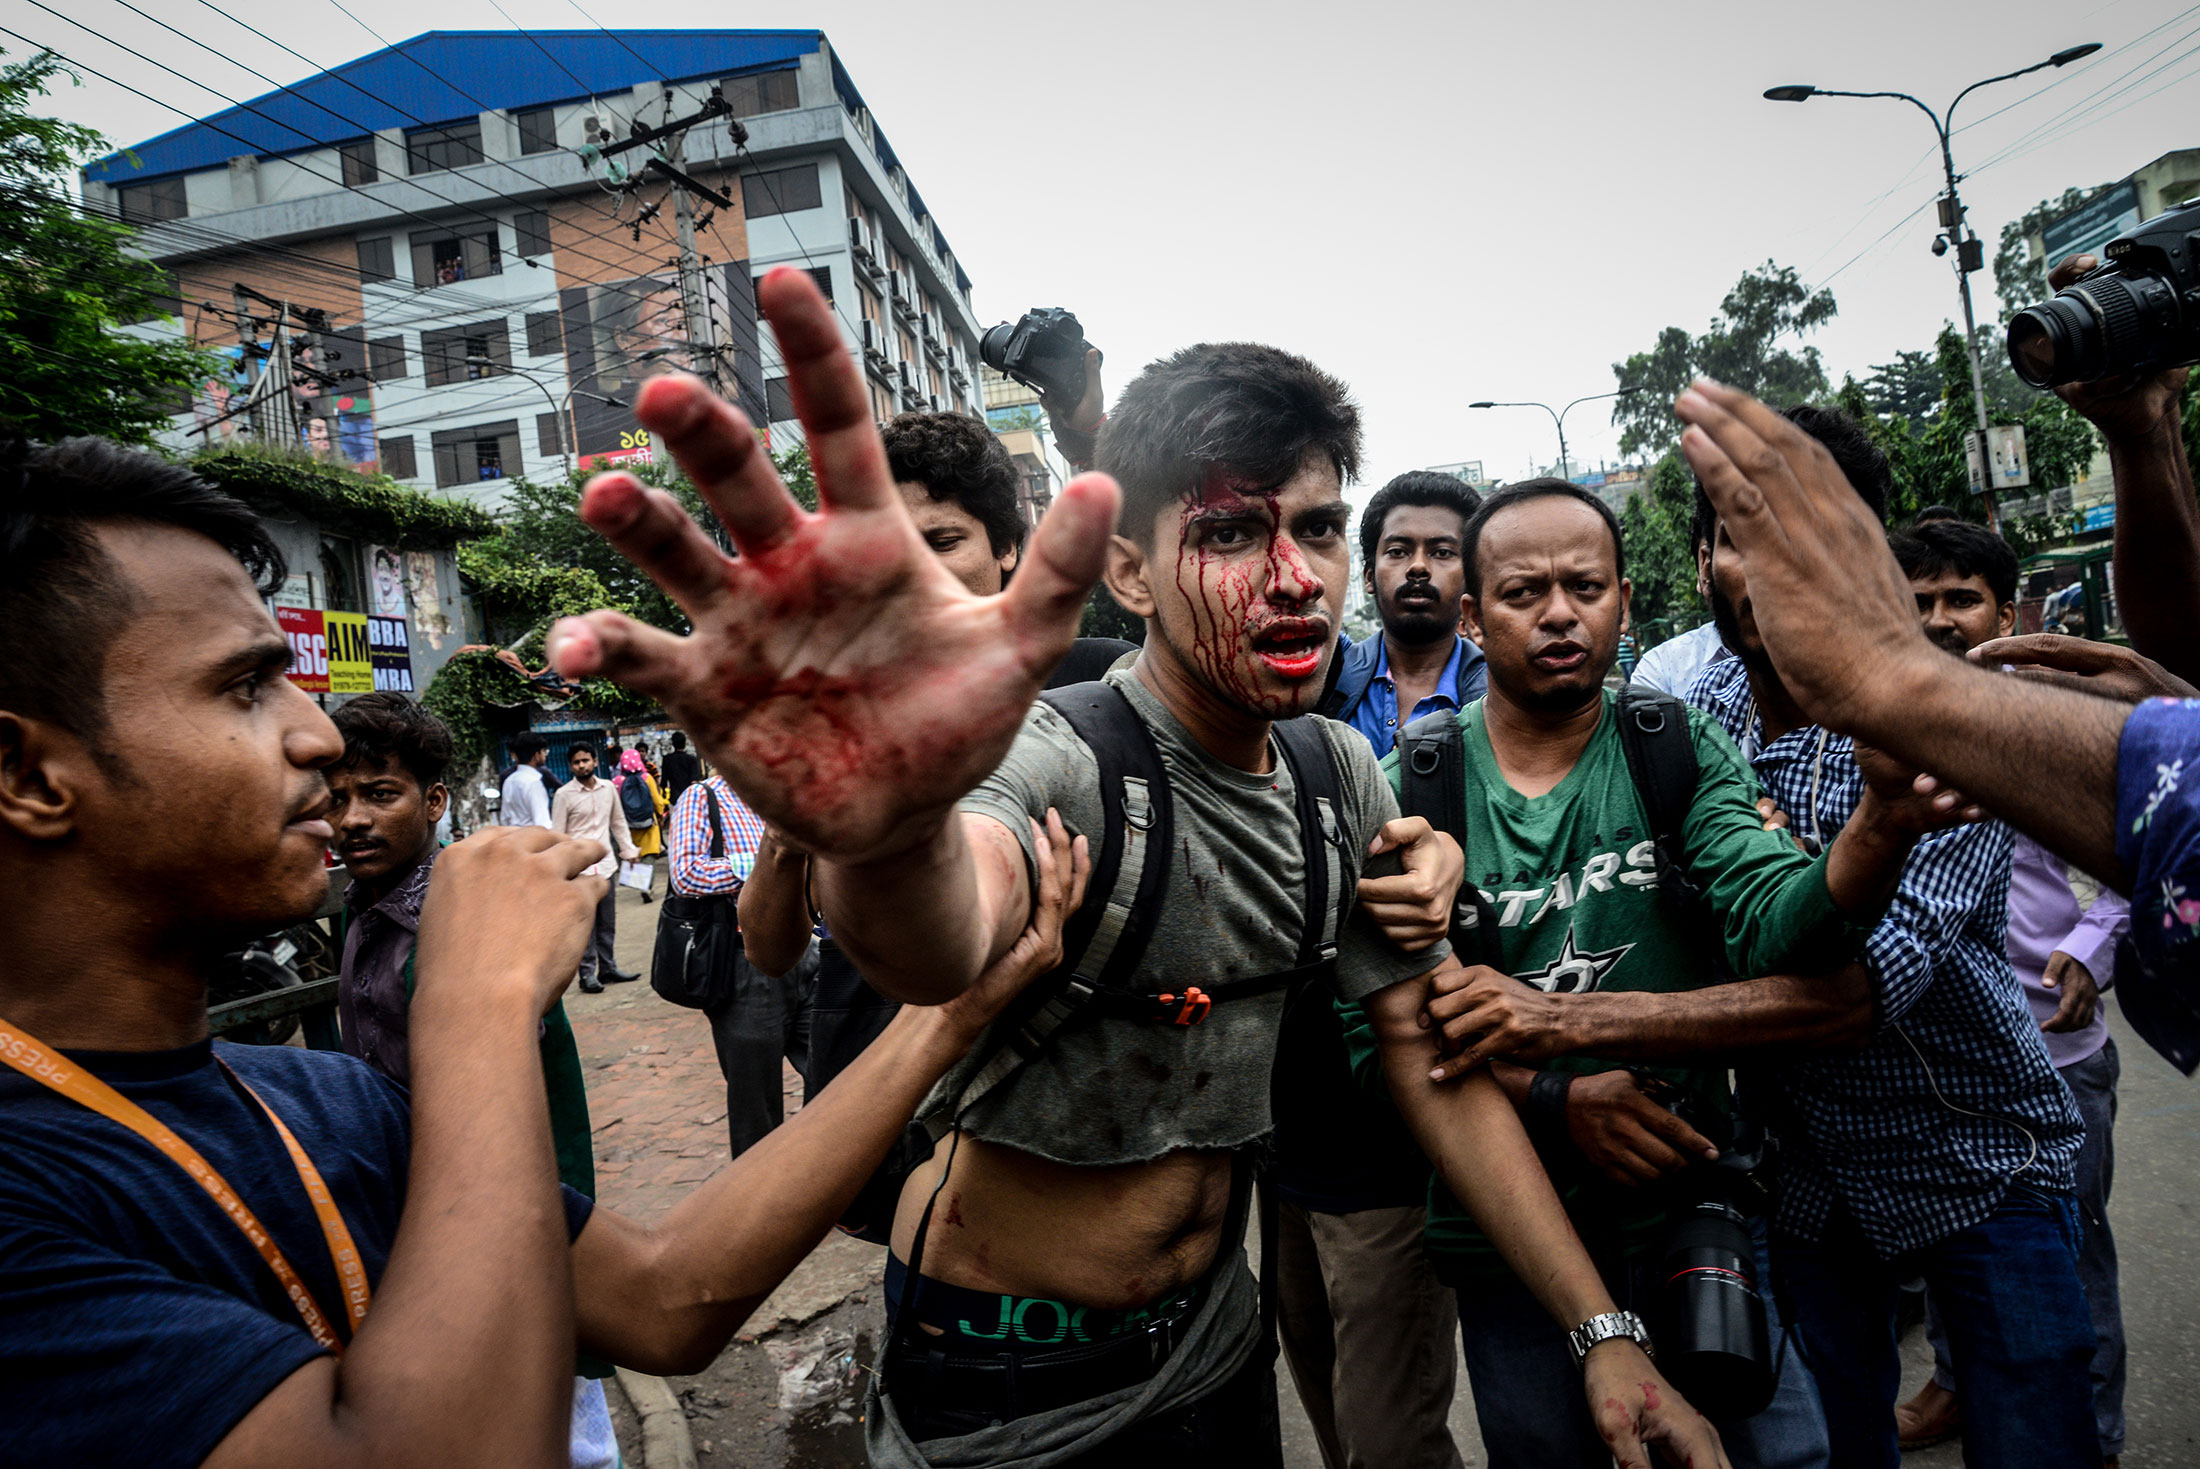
[
  {"x1": 2007, "y1": 198, "x2": 2199, "y2": 389},
  {"x1": 1656, "y1": 1197, "x2": 1777, "y2": 1420}
]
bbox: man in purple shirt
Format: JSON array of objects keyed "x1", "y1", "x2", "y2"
[{"x1": 1890, "y1": 522, "x2": 2128, "y2": 1463}]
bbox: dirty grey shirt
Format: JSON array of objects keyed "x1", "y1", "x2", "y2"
[{"x1": 932, "y1": 670, "x2": 1447, "y2": 1164}]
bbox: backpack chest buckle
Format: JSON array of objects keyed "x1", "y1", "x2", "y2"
[{"x1": 1153, "y1": 987, "x2": 1212, "y2": 1025}]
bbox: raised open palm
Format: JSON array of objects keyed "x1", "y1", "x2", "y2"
[{"x1": 546, "y1": 268, "x2": 1121, "y2": 864}]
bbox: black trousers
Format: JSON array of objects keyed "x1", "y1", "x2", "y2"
[{"x1": 704, "y1": 943, "x2": 817, "y2": 1158}]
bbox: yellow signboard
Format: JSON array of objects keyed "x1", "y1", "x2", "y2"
[{"x1": 323, "y1": 611, "x2": 374, "y2": 694}]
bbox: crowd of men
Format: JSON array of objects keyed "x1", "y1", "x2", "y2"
[{"x1": 0, "y1": 250, "x2": 2193, "y2": 1469}]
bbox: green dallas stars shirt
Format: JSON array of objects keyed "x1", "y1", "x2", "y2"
[{"x1": 1341, "y1": 688, "x2": 1865, "y2": 1278}]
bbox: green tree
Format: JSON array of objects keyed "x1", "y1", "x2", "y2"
[
  {"x1": 0, "y1": 50, "x2": 214, "y2": 445},
  {"x1": 1617, "y1": 454, "x2": 1701, "y2": 629},
  {"x1": 1612, "y1": 262, "x2": 1837, "y2": 458},
  {"x1": 1994, "y1": 185, "x2": 2104, "y2": 314}
]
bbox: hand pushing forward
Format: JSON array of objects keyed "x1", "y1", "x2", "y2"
[{"x1": 547, "y1": 268, "x2": 1122, "y2": 865}]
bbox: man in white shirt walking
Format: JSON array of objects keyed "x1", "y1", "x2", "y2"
[
  {"x1": 500, "y1": 733, "x2": 554, "y2": 829},
  {"x1": 552, "y1": 742, "x2": 639, "y2": 992}
]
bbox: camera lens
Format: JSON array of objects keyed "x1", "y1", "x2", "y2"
[
  {"x1": 2009, "y1": 272, "x2": 2186, "y2": 388},
  {"x1": 1657, "y1": 1199, "x2": 1777, "y2": 1420},
  {"x1": 2008, "y1": 296, "x2": 2100, "y2": 389},
  {"x1": 978, "y1": 323, "x2": 1016, "y2": 373}
]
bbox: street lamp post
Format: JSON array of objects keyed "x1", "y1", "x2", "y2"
[
  {"x1": 463, "y1": 357, "x2": 626, "y2": 477},
  {"x1": 1469, "y1": 388, "x2": 1644, "y2": 481},
  {"x1": 1764, "y1": 42, "x2": 2100, "y2": 527}
]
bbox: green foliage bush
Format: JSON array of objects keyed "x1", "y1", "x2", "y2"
[{"x1": 190, "y1": 442, "x2": 495, "y2": 547}]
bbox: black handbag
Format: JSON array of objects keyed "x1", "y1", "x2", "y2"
[{"x1": 649, "y1": 784, "x2": 742, "y2": 1010}]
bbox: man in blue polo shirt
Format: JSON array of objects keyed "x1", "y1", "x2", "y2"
[{"x1": 1326, "y1": 471, "x2": 1486, "y2": 751}]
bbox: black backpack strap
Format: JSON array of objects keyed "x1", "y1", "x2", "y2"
[
  {"x1": 1613, "y1": 684, "x2": 1701, "y2": 899},
  {"x1": 1272, "y1": 716, "x2": 1348, "y2": 969},
  {"x1": 700, "y1": 782, "x2": 727, "y2": 860},
  {"x1": 1399, "y1": 707, "x2": 1494, "y2": 958}
]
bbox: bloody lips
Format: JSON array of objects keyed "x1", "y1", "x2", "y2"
[{"x1": 1251, "y1": 618, "x2": 1329, "y2": 680}]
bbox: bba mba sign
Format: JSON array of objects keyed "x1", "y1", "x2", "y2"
[{"x1": 277, "y1": 607, "x2": 414, "y2": 695}]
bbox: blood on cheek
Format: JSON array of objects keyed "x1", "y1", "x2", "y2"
[{"x1": 1170, "y1": 478, "x2": 1321, "y2": 717}]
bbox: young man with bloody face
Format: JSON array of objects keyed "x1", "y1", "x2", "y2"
[
  {"x1": 1362, "y1": 477, "x2": 1973, "y2": 1468},
  {"x1": 544, "y1": 276, "x2": 1733, "y2": 1469},
  {"x1": 0, "y1": 437, "x2": 1101, "y2": 1466}
]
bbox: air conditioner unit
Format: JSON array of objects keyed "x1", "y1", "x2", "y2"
[{"x1": 849, "y1": 217, "x2": 875, "y2": 263}]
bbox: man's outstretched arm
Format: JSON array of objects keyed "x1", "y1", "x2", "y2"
[
  {"x1": 573, "y1": 815, "x2": 1086, "y2": 1373},
  {"x1": 546, "y1": 270, "x2": 1116, "y2": 1002},
  {"x1": 1363, "y1": 976, "x2": 1732, "y2": 1469},
  {"x1": 1674, "y1": 378, "x2": 2131, "y2": 887},
  {"x1": 208, "y1": 828, "x2": 607, "y2": 1469}
]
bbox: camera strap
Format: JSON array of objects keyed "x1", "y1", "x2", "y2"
[{"x1": 0, "y1": 1013, "x2": 372, "y2": 1353}]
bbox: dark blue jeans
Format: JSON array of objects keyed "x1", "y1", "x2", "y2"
[{"x1": 1774, "y1": 1186, "x2": 2098, "y2": 1469}]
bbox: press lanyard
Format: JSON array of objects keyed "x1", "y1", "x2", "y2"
[{"x1": 0, "y1": 1013, "x2": 372, "y2": 1353}]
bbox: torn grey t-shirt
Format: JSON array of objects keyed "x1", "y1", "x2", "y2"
[{"x1": 930, "y1": 670, "x2": 1447, "y2": 1164}]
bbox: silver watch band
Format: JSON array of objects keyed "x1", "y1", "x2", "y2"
[{"x1": 1566, "y1": 1309, "x2": 1653, "y2": 1366}]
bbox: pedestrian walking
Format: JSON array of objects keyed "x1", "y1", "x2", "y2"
[{"x1": 552, "y1": 742, "x2": 639, "y2": 992}]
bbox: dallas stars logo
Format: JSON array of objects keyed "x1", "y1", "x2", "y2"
[{"x1": 1515, "y1": 926, "x2": 1634, "y2": 995}]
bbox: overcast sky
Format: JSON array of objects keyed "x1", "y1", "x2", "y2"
[{"x1": 24, "y1": 0, "x2": 2199, "y2": 514}]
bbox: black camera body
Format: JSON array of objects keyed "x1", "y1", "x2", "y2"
[
  {"x1": 1652, "y1": 1089, "x2": 1780, "y2": 1422},
  {"x1": 980, "y1": 307, "x2": 1098, "y2": 407},
  {"x1": 2008, "y1": 198, "x2": 2200, "y2": 388}
]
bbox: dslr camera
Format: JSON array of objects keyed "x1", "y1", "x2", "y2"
[
  {"x1": 2008, "y1": 198, "x2": 2200, "y2": 388},
  {"x1": 1644, "y1": 1083, "x2": 1780, "y2": 1422},
  {"x1": 980, "y1": 308, "x2": 1099, "y2": 407}
]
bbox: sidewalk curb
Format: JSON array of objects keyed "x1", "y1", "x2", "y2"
[{"x1": 615, "y1": 1368, "x2": 698, "y2": 1469}]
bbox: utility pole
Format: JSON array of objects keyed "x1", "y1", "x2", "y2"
[{"x1": 663, "y1": 122, "x2": 723, "y2": 397}]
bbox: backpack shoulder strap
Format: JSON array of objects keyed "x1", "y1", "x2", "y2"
[
  {"x1": 1398, "y1": 706, "x2": 1496, "y2": 959},
  {"x1": 1271, "y1": 717, "x2": 1348, "y2": 968},
  {"x1": 1613, "y1": 684, "x2": 1700, "y2": 895},
  {"x1": 700, "y1": 782, "x2": 727, "y2": 860}
]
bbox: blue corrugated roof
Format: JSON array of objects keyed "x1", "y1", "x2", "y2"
[{"x1": 86, "y1": 29, "x2": 821, "y2": 182}]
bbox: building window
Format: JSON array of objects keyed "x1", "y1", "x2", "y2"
[
  {"x1": 406, "y1": 119, "x2": 484, "y2": 175},
  {"x1": 722, "y1": 69, "x2": 800, "y2": 117},
  {"x1": 741, "y1": 162, "x2": 822, "y2": 218},
  {"x1": 368, "y1": 335, "x2": 408, "y2": 381},
  {"x1": 537, "y1": 412, "x2": 566, "y2": 458},
  {"x1": 524, "y1": 311, "x2": 561, "y2": 356},
  {"x1": 410, "y1": 227, "x2": 500, "y2": 287},
  {"x1": 515, "y1": 209, "x2": 551, "y2": 258},
  {"x1": 356, "y1": 236, "x2": 396, "y2": 284},
  {"x1": 320, "y1": 536, "x2": 363, "y2": 613},
  {"x1": 421, "y1": 320, "x2": 512, "y2": 386},
  {"x1": 380, "y1": 435, "x2": 418, "y2": 479},
  {"x1": 339, "y1": 138, "x2": 379, "y2": 187},
  {"x1": 117, "y1": 177, "x2": 187, "y2": 224},
  {"x1": 515, "y1": 107, "x2": 557, "y2": 156},
  {"x1": 431, "y1": 421, "x2": 522, "y2": 487},
  {"x1": 765, "y1": 376, "x2": 796, "y2": 421},
  {"x1": 753, "y1": 266, "x2": 832, "y2": 318}
]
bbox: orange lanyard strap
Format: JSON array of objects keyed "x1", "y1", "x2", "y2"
[{"x1": 0, "y1": 1015, "x2": 371, "y2": 1353}]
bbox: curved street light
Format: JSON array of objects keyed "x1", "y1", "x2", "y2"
[
  {"x1": 1763, "y1": 42, "x2": 2101, "y2": 526},
  {"x1": 1469, "y1": 387, "x2": 1644, "y2": 480}
]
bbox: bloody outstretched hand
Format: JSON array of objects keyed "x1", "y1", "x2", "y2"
[{"x1": 547, "y1": 269, "x2": 1121, "y2": 865}]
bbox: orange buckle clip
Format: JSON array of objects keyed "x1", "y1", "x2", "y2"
[{"x1": 1158, "y1": 987, "x2": 1212, "y2": 1026}]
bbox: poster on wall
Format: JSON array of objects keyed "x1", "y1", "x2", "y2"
[
  {"x1": 559, "y1": 264, "x2": 764, "y2": 472},
  {"x1": 276, "y1": 606, "x2": 374, "y2": 695},
  {"x1": 368, "y1": 545, "x2": 408, "y2": 617},
  {"x1": 369, "y1": 615, "x2": 415, "y2": 692},
  {"x1": 183, "y1": 325, "x2": 380, "y2": 472}
]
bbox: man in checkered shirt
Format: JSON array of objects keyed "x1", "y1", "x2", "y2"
[{"x1": 1684, "y1": 405, "x2": 2091, "y2": 1469}]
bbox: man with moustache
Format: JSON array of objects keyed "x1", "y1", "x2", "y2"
[
  {"x1": 1680, "y1": 408, "x2": 2093, "y2": 1467},
  {"x1": 542, "y1": 273, "x2": 1733, "y2": 1469},
  {"x1": 552, "y1": 742, "x2": 639, "y2": 993},
  {"x1": 1887, "y1": 521, "x2": 2130, "y2": 1465},
  {"x1": 1362, "y1": 477, "x2": 1967, "y2": 1469},
  {"x1": 325, "y1": 691, "x2": 614, "y2": 1464}
]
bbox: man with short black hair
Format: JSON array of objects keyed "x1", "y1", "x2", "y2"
[
  {"x1": 1326, "y1": 470, "x2": 1485, "y2": 754},
  {"x1": 1891, "y1": 519, "x2": 2018, "y2": 655},
  {"x1": 501, "y1": 732, "x2": 553, "y2": 828},
  {"x1": 660, "y1": 730, "x2": 702, "y2": 806},
  {"x1": 552, "y1": 742, "x2": 638, "y2": 993},
  {"x1": 885, "y1": 411, "x2": 1028, "y2": 597},
  {"x1": 1683, "y1": 405, "x2": 2094, "y2": 1468}
]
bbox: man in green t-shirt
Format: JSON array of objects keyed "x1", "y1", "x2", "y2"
[{"x1": 1345, "y1": 477, "x2": 1978, "y2": 1468}]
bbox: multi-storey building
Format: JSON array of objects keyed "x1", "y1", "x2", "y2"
[{"x1": 85, "y1": 29, "x2": 986, "y2": 509}]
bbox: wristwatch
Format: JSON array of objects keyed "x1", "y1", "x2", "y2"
[{"x1": 1567, "y1": 1310, "x2": 1654, "y2": 1366}]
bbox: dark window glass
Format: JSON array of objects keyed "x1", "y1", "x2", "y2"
[
  {"x1": 421, "y1": 320, "x2": 511, "y2": 386},
  {"x1": 430, "y1": 421, "x2": 522, "y2": 487},
  {"x1": 515, "y1": 209, "x2": 552, "y2": 259},
  {"x1": 722, "y1": 69, "x2": 800, "y2": 117},
  {"x1": 516, "y1": 107, "x2": 557, "y2": 156},
  {"x1": 537, "y1": 411, "x2": 566, "y2": 457},
  {"x1": 525, "y1": 311, "x2": 561, "y2": 356},
  {"x1": 118, "y1": 177, "x2": 187, "y2": 224},
  {"x1": 367, "y1": 336, "x2": 407, "y2": 381},
  {"x1": 339, "y1": 138, "x2": 379, "y2": 187},
  {"x1": 752, "y1": 266, "x2": 831, "y2": 319},
  {"x1": 356, "y1": 237, "x2": 395, "y2": 283},
  {"x1": 741, "y1": 162, "x2": 822, "y2": 218},
  {"x1": 380, "y1": 435, "x2": 418, "y2": 479},
  {"x1": 766, "y1": 376, "x2": 796, "y2": 422},
  {"x1": 406, "y1": 119, "x2": 484, "y2": 175}
]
